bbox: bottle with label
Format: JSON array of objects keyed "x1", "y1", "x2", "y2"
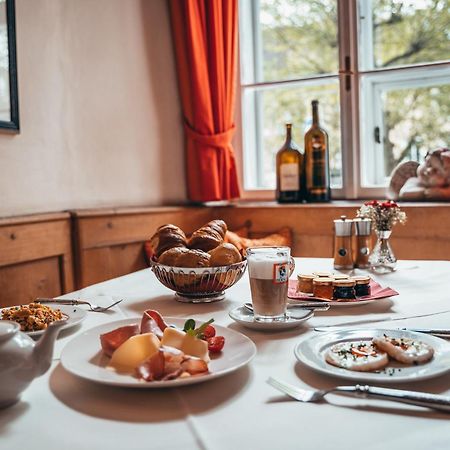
[
  {"x1": 276, "y1": 123, "x2": 304, "y2": 203},
  {"x1": 304, "y1": 100, "x2": 331, "y2": 202}
]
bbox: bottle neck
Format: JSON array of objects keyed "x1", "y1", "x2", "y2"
[
  {"x1": 285, "y1": 124, "x2": 292, "y2": 143},
  {"x1": 312, "y1": 102, "x2": 319, "y2": 126}
]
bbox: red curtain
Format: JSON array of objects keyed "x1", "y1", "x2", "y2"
[{"x1": 169, "y1": 0, "x2": 240, "y2": 202}]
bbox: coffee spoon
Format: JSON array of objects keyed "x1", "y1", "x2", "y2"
[{"x1": 244, "y1": 302, "x2": 330, "y2": 314}]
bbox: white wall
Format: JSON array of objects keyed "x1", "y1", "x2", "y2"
[{"x1": 0, "y1": 0, "x2": 186, "y2": 217}]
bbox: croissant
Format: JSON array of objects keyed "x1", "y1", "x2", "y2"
[
  {"x1": 188, "y1": 220, "x2": 228, "y2": 252},
  {"x1": 149, "y1": 224, "x2": 187, "y2": 258}
]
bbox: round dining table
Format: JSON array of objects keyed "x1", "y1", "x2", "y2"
[{"x1": 1, "y1": 258, "x2": 450, "y2": 450}]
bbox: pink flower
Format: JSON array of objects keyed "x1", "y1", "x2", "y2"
[{"x1": 365, "y1": 200, "x2": 379, "y2": 206}]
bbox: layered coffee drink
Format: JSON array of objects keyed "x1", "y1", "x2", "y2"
[{"x1": 247, "y1": 247, "x2": 292, "y2": 321}]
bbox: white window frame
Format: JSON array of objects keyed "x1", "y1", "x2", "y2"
[{"x1": 235, "y1": 0, "x2": 450, "y2": 200}]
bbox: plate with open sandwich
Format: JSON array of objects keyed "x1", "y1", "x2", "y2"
[
  {"x1": 295, "y1": 329, "x2": 450, "y2": 383},
  {"x1": 0, "y1": 302, "x2": 87, "y2": 338},
  {"x1": 61, "y1": 310, "x2": 257, "y2": 388}
]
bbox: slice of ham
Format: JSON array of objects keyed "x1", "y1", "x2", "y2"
[
  {"x1": 100, "y1": 324, "x2": 140, "y2": 357},
  {"x1": 140, "y1": 310, "x2": 169, "y2": 338},
  {"x1": 136, "y1": 346, "x2": 209, "y2": 382},
  {"x1": 136, "y1": 350, "x2": 165, "y2": 381}
]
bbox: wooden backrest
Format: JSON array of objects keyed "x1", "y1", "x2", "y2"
[{"x1": 0, "y1": 213, "x2": 74, "y2": 307}]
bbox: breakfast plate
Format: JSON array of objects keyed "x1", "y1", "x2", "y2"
[
  {"x1": 295, "y1": 328, "x2": 450, "y2": 383},
  {"x1": 61, "y1": 317, "x2": 257, "y2": 388},
  {"x1": 229, "y1": 306, "x2": 313, "y2": 331},
  {"x1": 0, "y1": 304, "x2": 87, "y2": 338}
]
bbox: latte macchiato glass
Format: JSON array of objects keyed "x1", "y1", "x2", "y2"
[{"x1": 246, "y1": 246, "x2": 294, "y2": 321}]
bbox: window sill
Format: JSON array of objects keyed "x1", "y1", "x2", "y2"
[{"x1": 217, "y1": 200, "x2": 450, "y2": 209}]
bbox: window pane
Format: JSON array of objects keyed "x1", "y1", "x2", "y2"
[
  {"x1": 243, "y1": 81, "x2": 342, "y2": 190},
  {"x1": 380, "y1": 83, "x2": 450, "y2": 179},
  {"x1": 359, "y1": 0, "x2": 450, "y2": 70},
  {"x1": 257, "y1": 0, "x2": 338, "y2": 82}
]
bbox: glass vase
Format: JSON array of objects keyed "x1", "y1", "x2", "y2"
[{"x1": 369, "y1": 229, "x2": 397, "y2": 273}]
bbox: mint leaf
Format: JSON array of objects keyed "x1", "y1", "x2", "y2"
[{"x1": 183, "y1": 319, "x2": 196, "y2": 332}]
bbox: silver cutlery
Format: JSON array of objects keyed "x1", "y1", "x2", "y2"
[
  {"x1": 313, "y1": 308, "x2": 450, "y2": 331},
  {"x1": 36, "y1": 298, "x2": 123, "y2": 313},
  {"x1": 244, "y1": 302, "x2": 330, "y2": 313},
  {"x1": 267, "y1": 377, "x2": 450, "y2": 412},
  {"x1": 313, "y1": 326, "x2": 450, "y2": 338}
]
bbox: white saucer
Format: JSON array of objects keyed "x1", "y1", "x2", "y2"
[{"x1": 229, "y1": 306, "x2": 313, "y2": 331}]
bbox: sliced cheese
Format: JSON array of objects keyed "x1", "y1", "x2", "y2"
[
  {"x1": 109, "y1": 332, "x2": 160, "y2": 373},
  {"x1": 181, "y1": 334, "x2": 210, "y2": 362},
  {"x1": 161, "y1": 327, "x2": 186, "y2": 349},
  {"x1": 160, "y1": 327, "x2": 210, "y2": 362}
]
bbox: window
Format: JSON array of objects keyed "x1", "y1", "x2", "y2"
[{"x1": 238, "y1": 0, "x2": 450, "y2": 198}]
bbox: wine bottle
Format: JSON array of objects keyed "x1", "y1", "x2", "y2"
[
  {"x1": 276, "y1": 123, "x2": 304, "y2": 203},
  {"x1": 304, "y1": 100, "x2": 331, "y2": 202}
]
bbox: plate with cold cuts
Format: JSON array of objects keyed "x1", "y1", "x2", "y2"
[
  {"x1": 61, "y1": 317, "x2": 257, "y2": 388},
  {"x1": 295, "y1": 328, "x2": 450, "y2": 383}
]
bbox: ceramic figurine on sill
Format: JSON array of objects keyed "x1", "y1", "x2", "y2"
[{"x1": 389, "y1": 147, "x2": 450, "y2": 201}]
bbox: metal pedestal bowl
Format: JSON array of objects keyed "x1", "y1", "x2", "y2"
[{"x1": 149, "y1": 259, "x2": 247, "y2": 303}]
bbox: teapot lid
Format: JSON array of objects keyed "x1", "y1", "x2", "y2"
[{"x1": 0, "y1": 320, "x2": 19, "y2": 343}]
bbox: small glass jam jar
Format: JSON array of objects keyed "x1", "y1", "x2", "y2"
[
  {"x1": 332, "y1": 274, "x2": 349, "y2": 281},
  {"x1": 313, "y1": 277, "x2": 334, "y2": 300},
  {"x1": 352, "y1": 276, "x2": 371, "y2": 297},
  {"x1": 333, "y1": 279, "x2": 356, "y2": 300},
  {"x1": 297, "y1": 274, "x2": 315, "y2": 294},
  {"x1": 312, "y1": 271, "x2": 333, "y2": 278}
]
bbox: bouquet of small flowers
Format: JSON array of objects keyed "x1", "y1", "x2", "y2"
[{"x1": 357, "y1": 200, "x2": 407, "y2": 232}]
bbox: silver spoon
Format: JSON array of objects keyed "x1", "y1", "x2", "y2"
[{"x1": 244, "y1": 302, "x2": 330, "y2": 314}]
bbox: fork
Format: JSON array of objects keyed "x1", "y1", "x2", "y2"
[
  {"x1": 267, "y1": 377, "x2": 450, "y2": 412},
  {"x1": 36, "y1": 298, "x2": 123, "y2": 313}
]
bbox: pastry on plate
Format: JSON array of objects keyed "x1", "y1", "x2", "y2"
[
  {"x1": 325, "y1": 341, "x2": 389, "y2": 372},
  {"x1": 372, "y1": 335, "x2": 434, "y2": 364}
]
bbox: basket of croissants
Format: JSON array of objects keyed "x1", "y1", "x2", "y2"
[{"x1": 148, "y1": 219, "x2": 247, "y2": 302}]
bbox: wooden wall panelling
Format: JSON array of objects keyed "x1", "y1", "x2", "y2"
[
  {"x1": 0, "y1": 213, "x2": 74, "y2": 307},
  {"x1": 213, "y1": 203, "x2": 450, "y2": 260},
  {"x1": 72, "y1": 206, "x2": 213, "y2": 288}
]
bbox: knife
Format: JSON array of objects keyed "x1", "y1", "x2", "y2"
[{"x1": 314, "y1": 326, "x2": 450, "y2": 338}]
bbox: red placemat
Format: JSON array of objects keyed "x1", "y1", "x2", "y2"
[{"x1": 288, "y1": 279, "x2": 399, "y2": 302}]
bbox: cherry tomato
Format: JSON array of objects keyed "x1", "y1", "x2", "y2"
[
  {"x1": 203, "y1": 324, "x2": 216, "y2": 339},
  {"x1": 207, "y1": 336, "x2": 225, "y2": 353}
]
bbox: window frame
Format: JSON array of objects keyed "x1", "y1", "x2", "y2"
[{"x1": 235, "y1": 0, "x2": 450, "y2": 200}]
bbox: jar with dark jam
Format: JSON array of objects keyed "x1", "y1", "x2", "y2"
[
  {"x1": 333, "y1": 279, "x2": 356, "y2": 300},
  {"x1": 353, "y1": 276, "x2": 371, "y2": 297}
]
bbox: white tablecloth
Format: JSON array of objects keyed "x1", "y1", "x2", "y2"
[{"x1": 1, "y1": 258, "x2": 450, "y2": 450}]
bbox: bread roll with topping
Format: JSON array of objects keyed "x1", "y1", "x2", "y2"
[
  {"x1": 188, "y1": 220, "x2": 228, "y2": 252},
  {"x1": 209, "y1": 243, "x2": 242, "y2": 267}
]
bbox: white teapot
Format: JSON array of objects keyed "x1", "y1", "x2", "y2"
[{"x1": 0, "y1": 319, "x2": 65, "y2": 408}]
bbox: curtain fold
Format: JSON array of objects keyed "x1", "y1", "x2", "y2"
[{"x1": 169, "y1": 0, "x2": 240, "y2": 202}]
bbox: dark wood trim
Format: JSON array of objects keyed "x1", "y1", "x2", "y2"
[{"x1": 0, "y1": 0, "x2": 20, "y2": 131}]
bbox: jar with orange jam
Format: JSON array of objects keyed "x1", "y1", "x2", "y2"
[
  {"x1": 312, "y1": 277, "x2": 334, "y2": 300},
  {"x1": 297, "y1": 274, "x2": 315, "y2": 294}
]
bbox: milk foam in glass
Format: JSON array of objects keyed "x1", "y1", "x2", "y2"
[{"x1": 246, "y1": 246, "x2": 293, "y2": 321}]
